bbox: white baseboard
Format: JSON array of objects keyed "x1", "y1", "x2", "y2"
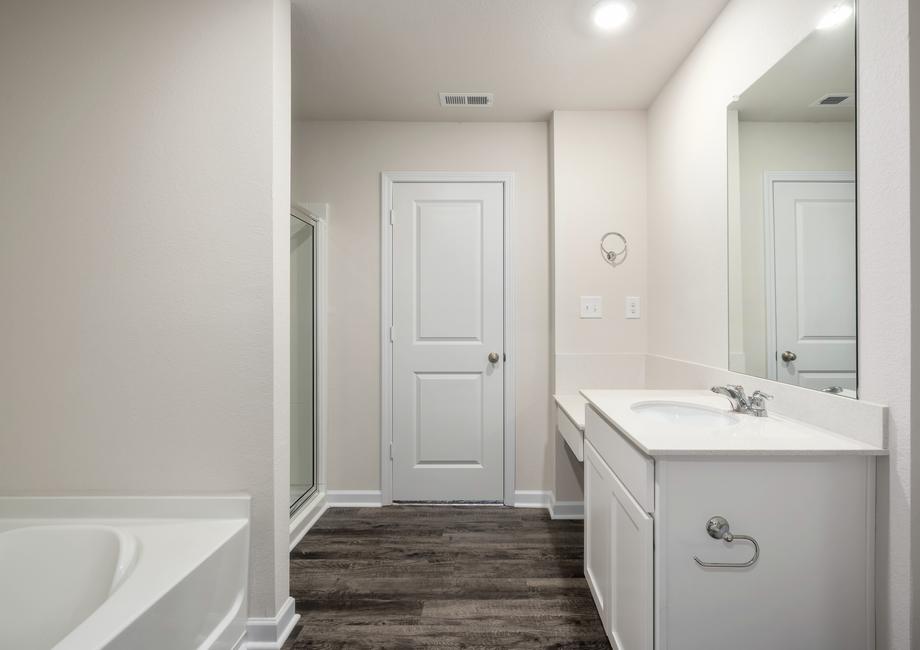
[
  {"x1": 326, "y1": 489, "x2": 383, "y2": 507},
  {"x1": 549, "y1": 494, "x2": 584, "y2": 520},
  {"x1": 322, "y1": 489, "x2": 579, "y2": 518},
  {"x1": 513, "y1": 490, "x2": 583, "y2": 520},
  {"x1": 235, "y1": 596, "x2": 299, "y2": 650},
  {"x1": 512, "y1": 489, "x2": 551, "y2": 509},
  {"x1": 290, "y1": 491, "x2": 328, "y2": 551}
]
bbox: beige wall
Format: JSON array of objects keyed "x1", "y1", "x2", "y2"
[
  {"x1": 551, "y1": 111, "x2": 648, "y2": 393},
  {"x1": 550, "y1": 111, "x2": 648, "y2": 501},
  {"x1": 0, "y1": 0, "x2": 291, "y2": 618},
  {"x1": 648, "y1": 0, "x2": 913, "y2": 644},
  {"x1": 292, "y1": 121, "x2": 552, "y2": 492},
  {"x1": 910, "y1": 0, "x2": 920, "y2": 632},
  {"x1": 736, "y1": 121, "x2": 855, "y2": 377}
]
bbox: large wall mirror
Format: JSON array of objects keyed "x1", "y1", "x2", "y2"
[{"x1": 727, "y1": 7, "x2": 856, "y2": 397}]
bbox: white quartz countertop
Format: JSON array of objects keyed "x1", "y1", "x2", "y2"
[
  {"x1": 580, "y1": 389, "x2": 888, "y2": 457},
  {"x1": 554, "y1": 394, "x2": 586, "y2": 430}
]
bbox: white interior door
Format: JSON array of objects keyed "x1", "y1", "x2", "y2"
[
  {"x1": 391, "y1": 181, "x2": 504, "y2": 501},
  {"x1": 771, "y1": 178, "x2": 856, "y2": 391}
]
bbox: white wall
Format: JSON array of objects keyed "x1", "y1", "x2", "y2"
[
  {"x1": 270, "y1": 0, "x2": 292, "y2": 614},
  {"x1": 551, "y1": 111, "x2": 648, "y2": 393},
  {"x1": 292, "y1": 121, "x2": 551, "y2": 493},
  {"x1": 648, "y1": 0, "x2": 829, "y2": 367},
  {"x1": 647, "y1": 0, "x2": 913, "y2": 645},
  {"x1": 736, "y1": 121, "x2": 855, "y2": 376},
  {"x1": 0, "y1": 0, "x2": 291, "y2": 619},
  {"x1": 859, "y1": 0, "x2": 913, "y2": 645},
  {"x1": 550, "y1": 111, "x2": 648, "y2": 501},
  {"x1": 910, "y1": 0, "x2": 920, "y2": 633}
]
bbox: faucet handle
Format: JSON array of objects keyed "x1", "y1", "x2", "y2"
[
  {"x1": 716, "y1": 384, "x2": 746, "y2": 397},
  {"x1": 749, "y1": 390, "x2": 773, "y2": 417}
]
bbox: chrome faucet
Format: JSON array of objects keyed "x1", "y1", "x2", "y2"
[{"x1": 711, "y1": 384, "x2": 773, "y2": 417}]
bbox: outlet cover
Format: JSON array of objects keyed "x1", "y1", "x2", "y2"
[
  {"x1": 625, "y1": 296, "x2": 641, "y2": 319},
  {"x1": 580, "y1": 296, "x2": 602, "y2": 319}
]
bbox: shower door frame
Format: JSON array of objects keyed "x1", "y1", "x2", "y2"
[{"x1": 290, "y1": 204, "x2": 327, "y2": 517}]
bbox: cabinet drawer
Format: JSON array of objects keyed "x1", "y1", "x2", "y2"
[{"x1": 585, "y1": 405, "x2": 654, "y2": 513}]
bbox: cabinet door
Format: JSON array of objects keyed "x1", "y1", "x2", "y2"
[
  {"x1": 585, "y1": 441, "x2": 654, "y2": 650},
  {"x1": 584, "y1": 441, "x2": 612, "y2": 630},
  {"x1": 608, "y1": 463, "x2": 654, "y2": 650}
]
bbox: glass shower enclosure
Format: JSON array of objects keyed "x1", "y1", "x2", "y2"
[{"x1": 290, "y1": 212, "x2": 316, "y2": 514}]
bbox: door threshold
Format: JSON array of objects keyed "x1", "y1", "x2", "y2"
[{"x1": 392, "y1": 500, "x2": 505, "y2": 506}]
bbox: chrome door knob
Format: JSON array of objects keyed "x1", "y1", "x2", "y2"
[
  {"x1": 781, "y1": 350, "x2": 797, "y2": 362},
  {"x1": 488, "y1": 352, "x2": 500, "y2": 364}
]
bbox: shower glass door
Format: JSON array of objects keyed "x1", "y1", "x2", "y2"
[{"x1": 291, "y1": 213, "x2": 316, "y2": 513}]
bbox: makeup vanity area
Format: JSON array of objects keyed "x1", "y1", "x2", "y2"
[{"x1": 552, "y1": 9, "x2": 888, "y2": 649}]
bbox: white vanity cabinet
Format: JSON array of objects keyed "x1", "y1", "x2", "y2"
[{"x1": 583, "y1": 402, "x2": 877, "y2": 650}]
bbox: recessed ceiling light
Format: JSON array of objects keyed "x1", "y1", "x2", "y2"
[
  {"x1": 816, "y1": 3, "x2": 853, "y2": 30},
  {"x1": 592, "y1": 0, "x2": 636, "y2": 31}
]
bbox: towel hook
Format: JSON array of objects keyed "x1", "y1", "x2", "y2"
[
  {"x1": 693, "y1": 515, "x2": 760, "y2": 568},
  {"x1": 600, "y1": 231, "x2": 628, "y2": 265}
]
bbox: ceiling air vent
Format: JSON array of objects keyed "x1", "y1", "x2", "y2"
[
  {"x1": 439, "y1": 92, "x2": 495, "y2": 107},
  {"x1": 811, "y1": 92, "x2": 854, "y2": 107}
]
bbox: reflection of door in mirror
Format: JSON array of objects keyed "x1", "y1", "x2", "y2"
[
  {"x1": 727, "y1": 11, "x2": 856, "y2": 397},
  {"x1": 769, "y1": 175, "x2": 855, "y2": 394}
]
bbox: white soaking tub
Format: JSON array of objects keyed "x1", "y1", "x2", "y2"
[{"x1": 0, "y1": 496, "x2": 250, "y2": 650}]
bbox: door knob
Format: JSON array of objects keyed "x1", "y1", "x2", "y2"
[
  {"x1": 781, "y1": 350, "x2": 797, "y2": 362},
  {"x1": 488, "y1": 352, "x2": 500, "y2": 364}
]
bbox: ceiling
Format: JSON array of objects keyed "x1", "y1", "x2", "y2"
[
  {"x1": 733, "y1": 17, "x2": 855, "y2": 123},
  {"x1": 292, "y1": 0, "x2": 731, "y2": 122}
]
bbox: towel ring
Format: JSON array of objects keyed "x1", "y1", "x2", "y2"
[
  {"x1": 693, "y1": 516, "x2": 760, "y2": 569},
  {"x1": 600, "y1": 231, "x2": 628, "y2": 265}
]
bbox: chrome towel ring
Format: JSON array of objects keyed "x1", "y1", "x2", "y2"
[
  {"x1": 693, "y1": 515, "x2": 760, "y2": 569},
  {"x1": 600, "y1": 231, "x2": 628, "y2": 265}
]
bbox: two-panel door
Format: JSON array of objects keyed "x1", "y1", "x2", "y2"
[
  {"x1": 391, "y1": 181, "x2": 505, "y2": 502},
  {"x1": 771, "y1": 178, "x2": 856, "y2": 392}
]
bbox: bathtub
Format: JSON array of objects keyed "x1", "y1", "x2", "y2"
[{"x1": 0, "y1": 496, "x2": 250, "y2": 650}]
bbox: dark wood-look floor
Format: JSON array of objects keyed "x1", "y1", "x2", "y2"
[{"x1": 282, "y1": 506, "x2": 610, "y2": 649}]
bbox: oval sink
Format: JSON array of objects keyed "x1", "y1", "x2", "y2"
[{"x1": 630, "y1": 401, "x2": 739, "y2": 427}]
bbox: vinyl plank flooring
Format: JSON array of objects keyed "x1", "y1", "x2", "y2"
[{"x1": 284, "y1": 506, "x2": 610, "y2": 649}]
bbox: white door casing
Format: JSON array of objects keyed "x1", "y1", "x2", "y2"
[
  {"x1": 381, "y1": 173, "x2": 515, "y2": 504},
  {"x1": 765, "y1": 173, "x2": 856, "y2": 392}
]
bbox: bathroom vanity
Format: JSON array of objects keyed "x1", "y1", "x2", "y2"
[{"x1": 576, "y1": 389, "x2": 884, "y2": 650}]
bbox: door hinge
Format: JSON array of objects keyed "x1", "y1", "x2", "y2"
[
  {"x1": 389, "y1": 208, "x2": 395, "y2": 225},
  {"x1": 389, "y1": 326, "x2": 395, "y2": 342},
  {"x1": 389, "y1": 441, "x2": 394, "y2": 460}
]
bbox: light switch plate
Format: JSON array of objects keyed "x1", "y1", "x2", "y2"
[
  {"x1": 625, "y1": 296, "x2": 641, "y2": 319},
  {"x1": 580, "y1": 296, "x2": 602, "y2": 319}
]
